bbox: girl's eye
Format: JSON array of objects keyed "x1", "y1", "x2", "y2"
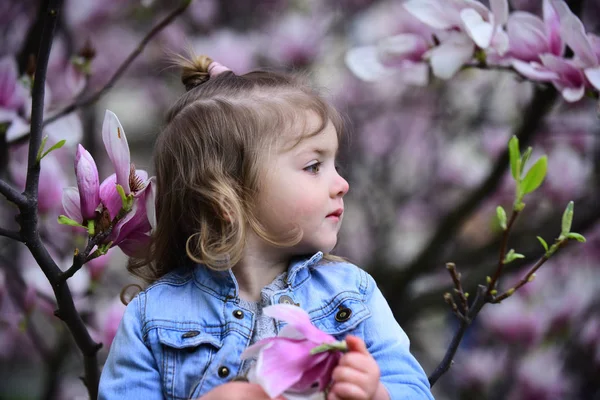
[{"x1": 304, "y1": 162, "x2": 321, "y2": 174}]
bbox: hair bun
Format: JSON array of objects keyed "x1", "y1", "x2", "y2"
[{"x1": 180, "y1": 55, "x2": 213, "y2": 91}]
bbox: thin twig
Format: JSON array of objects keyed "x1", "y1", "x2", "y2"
[
  {"x1": 446, "y1": 263, "x2": 468, "y2": 315},
  {"x1": 0, "y1": 179, "x2": 27, "y2": 207},
  {"x1": 492, "y1": 242, "x2": 565, "y2": 303},
  {"x1": 487, "y1": 210, "x2": 519, "y2": 296},
  {"x1": 61, "y1": 209, "x2": 123, "y2": 282},
  {"x1": 429, "y1": 285, "x2": 487, "y2": 386},
  {"x1": 39, "y1": 1, "x2": 192, "y2": 128}
]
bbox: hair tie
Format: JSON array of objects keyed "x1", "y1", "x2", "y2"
[{"x1": 208, "y1": 61, "x2": 231, "y2": 77}]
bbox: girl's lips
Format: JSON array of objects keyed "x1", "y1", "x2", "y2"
[{"x1": 326, "y1": 209, "x2": 343, "y2": 218}]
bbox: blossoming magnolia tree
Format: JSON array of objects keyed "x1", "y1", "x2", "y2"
[{"x1": 1, "y1": 0, "x2": 599, "y2": 399}]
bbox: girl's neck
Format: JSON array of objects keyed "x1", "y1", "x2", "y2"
[{"x1": 231, "y1": 233, "x2": 289, "y2": 302}]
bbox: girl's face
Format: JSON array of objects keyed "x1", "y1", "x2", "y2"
[{"x1": 255, "y1": 114, "x2": 349, "y2": 255}]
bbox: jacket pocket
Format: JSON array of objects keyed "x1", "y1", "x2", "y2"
[
  {"x1": 310, "y1": 295, "x2": 371, "y2": 338},
  {"x1": 155, "y1": 326, "x2": 222, "y2": 400}
]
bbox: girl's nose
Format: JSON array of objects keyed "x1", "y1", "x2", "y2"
[{"x1": 332, "y1": 172, "x2": 349, "y2": 197}]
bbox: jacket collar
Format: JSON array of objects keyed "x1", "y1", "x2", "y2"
[{"x1": 192, "y1": 251, "x2": 324, "y2": 301}]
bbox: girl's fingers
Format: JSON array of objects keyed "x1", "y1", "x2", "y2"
[
  {"x1": 332, "y1": 365, "x2": 369, "y2": 388},
  {"x1": 345, "y1": 335, "x2": 368, "y2": 355},
  {"x1": 338, "y1": 352, "x2": 379, "y2": 375},
  {"x1": 328, "y1": 381, "x2": 369, "y2": 400}
]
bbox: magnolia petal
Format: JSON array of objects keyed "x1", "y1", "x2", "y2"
[
  {"x1": 292, "y1": 352, "x2": 341, "y2": 392},
  {"x1": 511, "y1": 59, "x2": 558, "y2": 81},
  {"x1": 75, "y1": 144, "x2": 101, "y2": 220},
  {"x1": 62, "y1": 187, "x2": 83, "y2": 223},
  {"x1": 118, "y1": 231, "x2": 151, "y2": 257},
  {"x1": 584, "y1": 66, "x2": 600, "y2": 90},
  {"x1": 255, "y1": 339, "x2": 327, "y2": 397},
  {"x1": 241, "y1": 337, "x2": 280, "y2": 360},
  {"x1": 507, "y1": 13, "x2": 548, "y2": 62},
  {"x1": 461, "y1": 8, "x2": 494, "y2": 49},
  {"x1": 490, "y1": 0, "x2": 509, "y2": 26},
  {"x1": 108, "y1": 199, "x2": 139, "y2": 245},
  {"x1": 403, "y1": 0, "x2": 458, "y2": 30},
  {"x1": 114, "y1": 197, "x2": 152, "y2": 245},
  {"x1": 427, "y1": 34, "x2": 474, "y2": 80},
  {"x1": 540, "y1": 54, "x2": 586, "y2": 85},
  {"x1": 145, "y1": 176, "x2": 157, "y2": 231},
  {"x1": 264, "y1": 305, "x2": 334, "y2": 344},
  {"x1": 345, "y1": 46, "x2": 393, "y2": 82},
  {"x1": 543, "y1": 0, "x2": 563, "y2": 56},
  {"x1": 560, "y1": 84, "x2": 585, "y2": 102},
  {"x1": 377, "y1": 34, "x2": 429, "y2": 64},
  {"x1": 102, "y1": 110, "x2": 131, "y2": 194},
  {"x1": 490, "y1": 29, "x2": 510, "y2": 56},
  {"x1": 99, "y1": 174, "x2": 122, "y2": 219},
  {"x1": 555, "y1": 4, "x2": 597, "y2": 66}
]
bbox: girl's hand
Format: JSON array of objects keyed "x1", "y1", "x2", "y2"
[
  {"x1": 327, "y1": 336, "x2": 389, "y2": 400},
  {"x1": 198, "y1": 381, "x2": 284, "y2": 400}
]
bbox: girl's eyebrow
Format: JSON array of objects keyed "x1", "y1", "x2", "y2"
[{"x1": 299, "y1": 146, "x2": 339, "y2": 158}]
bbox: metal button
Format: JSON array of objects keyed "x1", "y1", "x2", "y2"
[
  {"x1": 181, "y1": 330, "x2": 200, "y2": 338},
  {"x1": 335, "y1": 307, "x2": 352, "y2": 322},
  {"x1": 278, "y1": 295, "x2": 298, "y2": 306},
  {"x1": 218, "y1": 366, "x2": 230, "y2": 378},
  {"x1": 233, "y1": 309, "x2": 244, "y2": 319}
]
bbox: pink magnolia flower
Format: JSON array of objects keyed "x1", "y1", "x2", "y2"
[
  {"x1": 401, "y1": 0, "x2": 509, "y2": 78},
  {"x1": 241, "y1": 304, "x2": 344, "y2": 399},
  {"x1": 345, "y1": 6, "x2": 435, "y2": 84},
  {"x1": 512, "y1": 0, "x2": 600, "y2": 101},
  {"x1": 505, "y1": 0, "x2": 563, "y2": 63},
  {"x1": 62, "y1": 110, "x2": 154, "y2": 256}
]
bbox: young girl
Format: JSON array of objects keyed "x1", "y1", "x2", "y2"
[{"x1": 98, "y1": 55, "x2": 434, "y2": 400}]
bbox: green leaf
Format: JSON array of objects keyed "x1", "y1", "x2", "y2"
[
  {"x1": 520, "y1": 147, "x2": 533, "y2": 170},
  {"x1": 567, "y1": 232, "x2": 586, "y2": 243},
  {"x1": 57, "y1": 215, "x2": 85, "y2": 228},
  {"x1": 36, "y1": 135, "x2": 49, "y2": 162},
  {"x1": 508, "y1": 136, "x2": 520, "y2": 179},
  {"x1": 521, "y1": 156, "x2": 547, "y2": 194},
  {"x1": 537, "y1": 236, "x2": 549, "y2": 252},
  {"x1": 561, "y1": 201, "x2": 574, "y2": 235},
  {"x1": 503, "y1": 249, "x2": 525, "y2": 264},
  {"x1": 496, "y1": 206, "x2": 507, "y2": 230},
  {"x1": 40, "y1": 139, "x2": 66, "y2": 160}
]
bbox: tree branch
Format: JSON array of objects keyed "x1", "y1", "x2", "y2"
[
  {"x1": 0, "y1": 179, "x2": 27, "y2": 207},
  {"x1": 487, "y1": 210, "x2": 519, "y2": 296},
  {"x1": 428, "y1": 284, "x2": 487, "y2": 386},
  {"x1": 17, "y1": 1, "x2": 102, "y2": 398}
]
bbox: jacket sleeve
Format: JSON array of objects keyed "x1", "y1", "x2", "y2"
[
  {"x1": 359, "y1": 270, "x2": 434, "y2": 400},
  {"x1": 98, "y1": 292, "x2": 164, "y2": 400}
]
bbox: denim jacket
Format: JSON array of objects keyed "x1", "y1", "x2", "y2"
[{"x1": 98, "y1": 252, "x2": 434, "y2": 399}]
